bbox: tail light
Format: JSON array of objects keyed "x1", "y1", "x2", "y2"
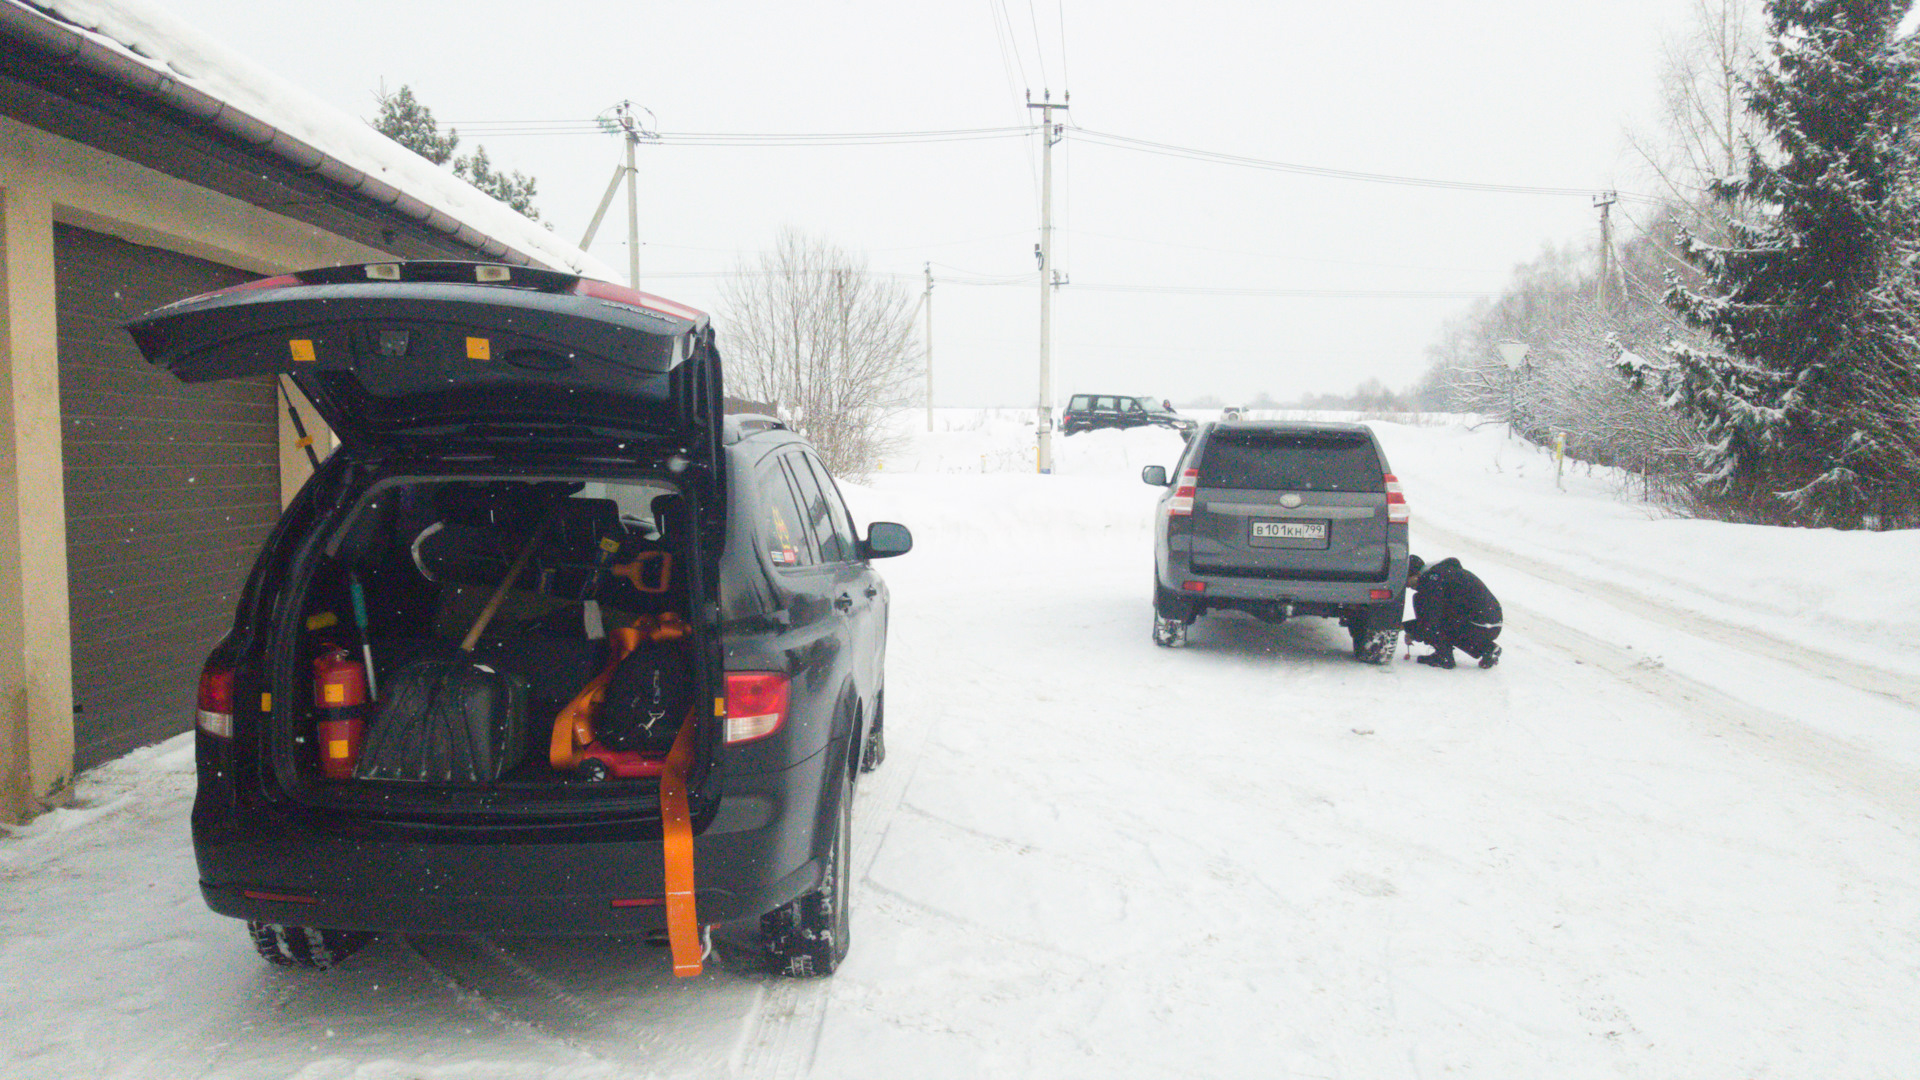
[
  {"x1": 197, "y1": 663, "x2": 235, "y2": 738},
  {"x1": 725, "y1": 672, "x2": 789, "y2": 744},
  {"x1": 1384, "y1": 473, "x2": 1409, "y2": 524},
  {"x1": 1168, "y1": 469, "x2": 1199, "y2": 516}
]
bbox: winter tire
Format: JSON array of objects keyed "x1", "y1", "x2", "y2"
[
  {"x1": 1152, "y1": 613, "x2": 1189, "y2": 648},
  {"x1": 762, "y1": 759, "x2": 853, "y2": 977},
  {"x1": 860, "y1": 693, "x2": 886, "y2": 773},
  {"x1": 1348, "y1": 603, "x2": 1400, "y2": 665},
  {"x1": 247, "y1": 921, "x2": 371, "y2": 970}
]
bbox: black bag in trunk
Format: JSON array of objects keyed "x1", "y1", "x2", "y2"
[
  {"x1": 356, "y1": 660, "x2": 529, "y2": 782},
  {"x1": 597, "y1": 643, "x2": 693, "y2": 754}
]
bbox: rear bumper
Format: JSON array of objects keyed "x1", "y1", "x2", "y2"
[
  {"x1": 1156, "y1": 544, "x2": 1407, "y2": 610},
  {"x1": 195, "y1": 748, "x2": 831, "y2": 936}
]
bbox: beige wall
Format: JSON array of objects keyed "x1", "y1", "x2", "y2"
[
  {"x1": 1, "y1": 174, "x2": 68, "y2": 820},
  {"x1": 0, "y1": 118, "x2": 378, "y2": 822}
]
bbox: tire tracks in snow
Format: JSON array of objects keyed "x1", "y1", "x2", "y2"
[
  {"x1": 731, "y1": 683, "x2": 940, "y2": 1078},
  {"x1": 1416, "y1": 518, "x2": 1920, "y2": 711},
  {"x1": 400, "y1": 935, "x2": 616, "y2": 1068},
  {"x1": 1419, "y1": 521, "x2": 1920, "y2": 819}
]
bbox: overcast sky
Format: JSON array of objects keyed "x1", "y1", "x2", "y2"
[{"x1": 151, "y1": 0, "x2": 1793, "y2": 406}]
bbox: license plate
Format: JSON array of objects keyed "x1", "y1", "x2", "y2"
[{"x1": 1252, "y1": 520, "x2": 1325, "y2": 540}]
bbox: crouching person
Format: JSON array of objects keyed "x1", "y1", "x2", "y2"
[{"x1": 1403, "y1": 555, "x2": 1503, "y2": 669}]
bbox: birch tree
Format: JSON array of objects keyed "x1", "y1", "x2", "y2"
[{"x1": 718, "y1": 231, "x2": 921, "y2": 475}]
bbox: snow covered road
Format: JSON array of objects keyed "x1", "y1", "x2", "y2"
[{"x1": 3, "y1": 415, "x2": 1915, "y2": 1078}]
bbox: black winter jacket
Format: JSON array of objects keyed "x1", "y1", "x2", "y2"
[{"x1": 1411, "y1": 557, "x2": 1501, "y2": 628}]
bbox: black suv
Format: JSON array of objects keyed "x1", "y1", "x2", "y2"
[
  {"x1": 1061, "y1": 394, "x2": 1194, "y2": 435},
  {"x1": 1142, "y1": 420, "x2": 1408, "y2": 661},
  {"x1": 127, "y1": 261, "x2": 910, "y2": 979}
]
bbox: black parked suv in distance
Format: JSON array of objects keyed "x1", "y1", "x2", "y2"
[
  {"x1": 1061, "y1": 394, "x2": 1194, "y2": 435},
  {"x1": 1142, "y1": 420, "x2": 1408, "y2": 661},
  {"x1": 127, "y1": 261, "x2": 910, "y2": 979}
]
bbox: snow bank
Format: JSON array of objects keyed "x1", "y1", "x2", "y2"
[{"x1": 1376, "y1": 421, "x2": 1920, "y2": 675}]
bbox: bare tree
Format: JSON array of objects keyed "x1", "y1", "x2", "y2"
[
  {"x1": 1623, "y1": 0, "x2": 1765, "y2": 249},
  {"x1": 718, "y1": 230, "x2": 921, "y2": 475}
]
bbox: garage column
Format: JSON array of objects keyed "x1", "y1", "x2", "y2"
[{"x1": 0, "y1": 180, "x2": 75, "y2": 822}]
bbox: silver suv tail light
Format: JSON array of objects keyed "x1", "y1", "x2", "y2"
[{"x1": 1169, "y1": 469, "x2": 1199, "y2": 516}]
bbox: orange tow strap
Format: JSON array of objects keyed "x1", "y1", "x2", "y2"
[{"x1": 659, "y1": 720, "x2": 701, "y2": 976}]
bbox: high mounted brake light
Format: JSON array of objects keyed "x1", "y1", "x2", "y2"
[
  {"x1": 1384, "y1": 473, "x2": 1410, "y2": 524},
  {"x1": 724, "y1": 672, "x2": 789, "y2": 744},
  {"x1": 197, "y1": 663, "x2": 235, "y2": 738},
  {"x1": 1169, "y1": 469, "x2": 1199, "y2": 516},
  {"x1": 162, "y1": 274, "x2": 300, "y2": 311},
  {"x1": 571, "y1": 278, "x2": 706, "y2": 323}
]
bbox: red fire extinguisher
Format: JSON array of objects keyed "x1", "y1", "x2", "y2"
[{"x1": 312, "y1": 648, "x2": 369, "y2": 779}]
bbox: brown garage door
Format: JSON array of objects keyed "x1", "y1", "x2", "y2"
[{"x1": 56, "y1": 224, "x2": 278, "y2": 770}]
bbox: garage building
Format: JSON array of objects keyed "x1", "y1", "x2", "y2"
[{"x1": 0, "y1": 0, "x2": 613, "y2": 821}]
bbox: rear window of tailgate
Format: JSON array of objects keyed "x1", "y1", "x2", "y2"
[{"x1": 1197, "y1": 430, "x2": 1384, "y2": 493}]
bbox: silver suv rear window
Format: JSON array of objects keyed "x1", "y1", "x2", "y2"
[{"x1": 1197, "y1": 431, "x2": 1383, "y2": 493}]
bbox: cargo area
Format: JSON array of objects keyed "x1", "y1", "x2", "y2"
[{"x1": 274, "y1": 474, "x2": 705, "y2": 810}]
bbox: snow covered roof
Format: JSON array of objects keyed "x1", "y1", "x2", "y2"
[{"x1": 1, "y1": 0, "x2": 621, "y2": 281}]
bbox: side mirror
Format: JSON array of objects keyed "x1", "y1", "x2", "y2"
[
  {"x1": 1141, "y1": 465, "x2": 1168, "y2": 486},
  {"x1": 862, "y1": 521, "x2": 913, "y2": 559}
]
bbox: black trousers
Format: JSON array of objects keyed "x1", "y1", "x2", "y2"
[{"x1": 1403, "y1": 618, "x2": 1501, "y2": 661}]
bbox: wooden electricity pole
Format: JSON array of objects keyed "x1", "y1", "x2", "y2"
[
  {"x1": 1594, "y1": 190, "x2": 1618, "y2": 308},
  {"x1": 1028, "y1": 90, "x2": 1068, "y2": 474},
  {"x1": 580, "y1": 101, "x2": 656, "y2": 289}
]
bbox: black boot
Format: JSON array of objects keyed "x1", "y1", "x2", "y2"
[
  {"x1": 1416, "y1": 651, "x2": 1456, "y2": 669},
  {"x1": 1478, "y1": 644, "x2": 1501, "y2": 669}
]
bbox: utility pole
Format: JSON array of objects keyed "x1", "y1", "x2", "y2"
[
  {"x1": 1594, "y1": 190, "x2": 1618, "y2": 308},
  {"x1": 580, "y1": 102, "x2": 657, "y2": 289},
  {"x1": 1028, "y1": 90, "x2": 1068, "y2": 474},
  {"x1": 625, "y1": 115, "x2": 640, "y2": 289},
  {"x1": 924, "y1": 262, "x2": 935, "y2": 432}
]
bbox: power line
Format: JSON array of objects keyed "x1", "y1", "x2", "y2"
[
  {"x1": 1024, "y1": 0, "x2": 1050, "y2": 88},
  {"x1": 1062, "y1": 227, "x2": 1494, "y2": 273},
  {"x1": 440, "y1": 116, "x2": 1628, "y2": 200},
  {"x1": 1071, "y1": 127, "x2": 1648, "y2": 199},
  {"x1": 640, "y1": 268, "x2": 1487, "y2": 298},
  {"x1": 1069, "y1": 283, "x2": 1494, "y2": 299},
  {"x1": 1056, "y1": 0, "x2": 1071, "y2": 95},
  {"x1": 444, "y1": 122, "x2": 1032, "y2": 146}
]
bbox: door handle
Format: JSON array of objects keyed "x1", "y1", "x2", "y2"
[{"x1": 834, "y1": 594, "x2": 854, "y2": 612}]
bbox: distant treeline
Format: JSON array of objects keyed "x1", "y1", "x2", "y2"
[{"x1": 1182, "y1": 378, "x2": 1414, "y2": 413}]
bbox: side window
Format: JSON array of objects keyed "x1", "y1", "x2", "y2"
[
  {"x1": 1068, "y1": 395, "x2": 1092, "y2": 411},
  {"x1": 758, "y1": 461, "x2": 815, "y2": 569},
  {"x1": 784, "y1": 453, "x2": 849, "y2": 563},
  {"x1": 1124, "y1": 398, "x2": 1144, "y2": 413},
  {"x1": 803, "y1": 453, "x2": 859, "y2": 561},
  {"x1": 1095, "y1": 396, "x2": 1118, "y2": 412}
]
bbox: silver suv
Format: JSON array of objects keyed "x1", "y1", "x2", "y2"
[{"x1": 1141, "y1": 420, "x2": 1410, "y2": 661}]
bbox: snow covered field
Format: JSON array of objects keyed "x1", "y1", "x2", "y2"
[{"x1": 4, "y1": 411, "x2": 1917, "y2": 1078}]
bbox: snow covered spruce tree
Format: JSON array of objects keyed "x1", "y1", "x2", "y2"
[
  {"x1": 372, "y1": 85, "x2": 543, "y2": 222},
  {"x1": 718, "y1": 230, "x2": 921, "y2": 475},
  {"x1": 1646, "y1": 0, "x2": 1920, "y2": 526}
]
